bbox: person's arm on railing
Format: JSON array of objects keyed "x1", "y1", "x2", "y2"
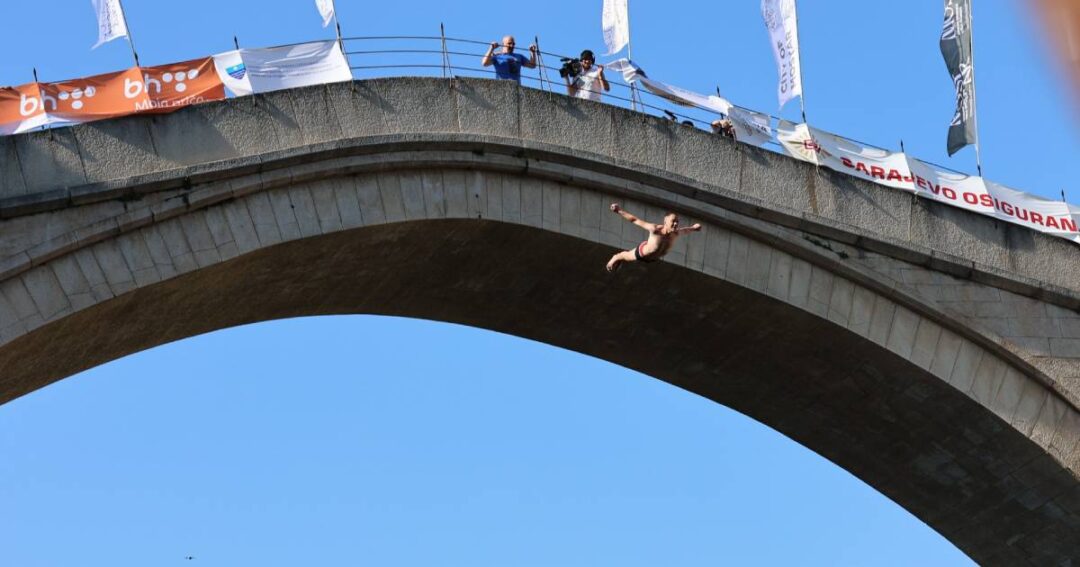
[
  {"x1": 598, "y1": 64, "x2": 610, "y2": 92},
  {"x1": 481, "y1": 41, "x2": 498, "y2": 67}
]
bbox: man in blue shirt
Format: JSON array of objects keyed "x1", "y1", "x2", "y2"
[{"x1": 481, "y1": 35, "x2": 538, "y2": 84}]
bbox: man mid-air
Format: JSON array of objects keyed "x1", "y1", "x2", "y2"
[{"x1": 606, "y1": 203, "x2": 701, "y2": 272}]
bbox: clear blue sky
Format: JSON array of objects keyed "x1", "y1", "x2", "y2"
[{"x1": 2, "y1": 1, "x2": 1076, "y2": 565}]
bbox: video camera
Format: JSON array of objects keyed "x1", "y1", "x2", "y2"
[{"x1": 559, "y1": 58, "x2": 583, "y2": 79}]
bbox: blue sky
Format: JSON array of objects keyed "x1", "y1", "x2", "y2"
[{"x1": 3, "y1": 0, "x2": 1077, "y2": 564}]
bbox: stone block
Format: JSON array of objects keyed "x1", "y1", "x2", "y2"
[
  {"x1": 519, "y1": 177, "x2": 543, "y2": 229},
  {"x1": 541, "y1": 181, "x2": 561, "y2": 233},
  {"x1": 1012, "y1": 381, "x2": 1050, "y2": 438},
  {"x1": 15, "y1": 128, "x2": 88, "y2": 192},
  {"x1": 929, "y1": 328, "x2": 963, "y2": 380},
  {"x1": 139, "y1": 226, "x2": 177, "y2": 280},
  {"x1": 453, "y1": 78, "x2": 519, "y2": 138},
  {"x1": 399, "y1": 171, "x2": 427, "y2": 221},
  {"x1": 847, "y1": 285, "x2": 876, "y2": 336},
  {"x1": 866, "y1": 295, "x2": 897, "y2": 346},
  {"x1": 263, "y1": 188, "x2": 301, "y2": 241},
  {"x1": 443, "y1": 170, "x2": 469, "y2": 219},
  {"x1": 826, "y1": 278, "x2": 856, "y2": 327},
  {"x1": 73, "y1": 117, "x2": 161, "y2": 183},
  {"x1": 20, "y1": 266, "x2": 70, "y2": 321},
  {"x1": 558, "y1": 185, "x2": 583, "y2": 239},
  {"x1": 1049, "y1": 408, "x2": 1080, "y2": 464},
  {"x1": 1008, "y1": 317, "x2": 1062, "y2": 339},
  {"x1": 288, "y1": 85, "x2": 344, "y2": 145},
  {"x1": 610, "y1": 112, "x2": 673, "y2": 172},
  {"x1": 71, "y1": 248, "x2": 112, "y2": 302},
  {"x1": 245, "y1": 192, "x2": 284, "y2": 247},
  {"x1": 222, "y1": 200, "x2": 261, "y2": 255},
  {"x1": 1049, "y1": 339, "x2": 1080, "y2": 358},
  {"x1": 885, "y1": 306, "x2": 920, "y2": 359},
  {"x1": 0, "y1": 136, "x2": 27, "y2": 198},
  {"x1": 288, "y1": 185, "x2": 322, "y2": 237},
  {"x1": 743, "y1": 239, "x2": 773, "y2": 293},
  {"x1": 786, "y1": 257, "x2": 812, "y2": 308},
  {"x1": 578, "y1": 189, "x2": 603, "y2": 244},
  {"x1": 376, "y1": 173, "x2": 406, "y2": 224},
  {"x1": 49, "y1": 255, "x2": 93, "y2": 311},
  {"x1": 91, "y1": 240, "x2": 135, "y2": 293},
  {"x1": 1031, "y1": 395, "x2": 1069, "y2": 449},
  {"x1": 178, "y1": 214, "x2": 222, "y2": 268},
  {"x1": 201, "y1": 207, "x2": 238, "y2": 261},
  {"x1": 417, "y1": 170, "x2": 445, "y2": 220},
  {"x1": 724, "y1": 233, "x2": 752, "y2": 288},
  {"x1": 989, "y1": 368, "x2": 1027, "y2": 423},
  {"x1": 326, "y1": 81, "x2": 390, "y2": 138},
  {"x1": 765, "y1": 250, "x2": 793, "y2": 300},
  {"x1": 466, "y1": 171, "x2": 486, "y2": 221},
  {"x1": 153, "y1": 220, "x2": 198, "y2": 275},
  {"x1": 967, "y1": 352, "x2": 1006, "y2": 406},
  {"x1": 116, "y1": 231, "x2": 161, "y2": 287},
  {"x1": 310, "y1": 179, "x2": 345, "y2": 233}
]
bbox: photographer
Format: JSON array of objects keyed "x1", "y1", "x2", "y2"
[
  {"x1": 481, "y1": 35, "x2": 538, "y2": 84},
  {"x1": 563, "y1": 50, "x2": 609, "y2": 101}
]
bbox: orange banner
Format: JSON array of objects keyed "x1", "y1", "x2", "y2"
[
  {"x1": 38, "y1": 67, "x2": 150, "y2": 123},
  {"x1": 138, "y1": 57, "x2": 225, "y2": 113},
  {"x1": 0, "y1": 83, "x2": 49, "y2": 135}
]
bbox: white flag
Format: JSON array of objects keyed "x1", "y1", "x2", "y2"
[
  {"x1": 315, "y1": 0, "x2": 336, "y2": 28},
  {"x1": 761, "y1": 0, "x2": 803, "y2": 109},
  {"x1": 90, "y1": 0, "x2": 128, "y2": 49},
  {"x1": 602, "y1": 0, "x2": 630, "y2": 55},
  {"x1": 213, "y1": 40, "x2": 353, "y2": 97}
]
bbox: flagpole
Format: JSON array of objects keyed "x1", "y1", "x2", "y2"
[
  {"x1": 792, "y1": 0, "x2": 807, "y2": 124},
  {"x1": 968, "y1": 0, "x2": 983, "y2": 176},
  {"x1": 626, "y1": 0, "x2": 639, "y2": 112},
  {"x1": 116, "y1": 0, "x2": 140, "y2": 67}
]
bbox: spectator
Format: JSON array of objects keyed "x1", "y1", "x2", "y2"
[
  {"x1": 566, "y1": 50, "x2": 610, "y2": 101},
  {"x1": 481, "y1": 35, "x2": 538, "y2": 84},
  {"x1": 712, "y1": 118, "x2": 736, "y2": 138}
]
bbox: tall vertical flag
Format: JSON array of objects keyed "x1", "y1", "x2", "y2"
[
  {"x1": 90, "y1": 0, "x2": 129, "y2": 49},
  {"x1": 602, "y1": 0, "x2": 629, "y2": 55},
  {"x1": 940, "y1": 0, "x2": 978, "y2": 157},
  {"x1": 761, "y1": 0, "x2": 803, "y2": 111},
  {"x1": 316, "y1": 0, "x2": 336, "y2": 28}
]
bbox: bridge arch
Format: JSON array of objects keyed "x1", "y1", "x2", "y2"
[{"x1": 1, "y1": 79, "x2": 1079, "y2": 565}]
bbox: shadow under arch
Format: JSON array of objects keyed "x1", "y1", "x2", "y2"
[{"x1": 1, "y1": 217, "x2": 1075, "y2": 564}]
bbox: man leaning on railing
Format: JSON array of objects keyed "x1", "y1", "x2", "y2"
[{"x1": 481, "y1": 35, "x2": 538, "y2": 84}]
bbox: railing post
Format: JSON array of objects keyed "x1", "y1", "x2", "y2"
[{"x1": 439, "y1": 23, "x2": 454, "y2": 83}]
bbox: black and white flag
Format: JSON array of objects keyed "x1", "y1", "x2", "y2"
[{"x1": 940, "y1": 0, "x2": 977, "y2": 156}]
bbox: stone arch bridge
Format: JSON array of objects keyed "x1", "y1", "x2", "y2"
[{"x1": 2, "y1": 78, "x2": 1080, "y2": 565}]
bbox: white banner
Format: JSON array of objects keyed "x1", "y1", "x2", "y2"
[
  {"x1": 776, "y1": 120, "x2": 818, "y2": 164},
  {"x1": 727, "y1": 106, "x2": 773, "y2": 149},
  {"x1": 605, "y1": 59, "x2": 731, "y2": 114},
  {"x1": 762, "y1": 0, "x2": 803, "y2": 109},
  {"x1": 316, "y1": 0, "x2": 336, "y2": 28},
  {"x1": 985, "y1": 180, "x2": 1080, "y2": 241},
  {"x1": 812, "y1": 128, "x2": 914, "y2": 191},
  {"x1": 90, "y1": 0, "x2": 128, "y2": 49},
  {"x1": 602, "y1": 0, "x2": 630, "y2": 56},
  {"x1": 906, "y1": 157, "x2": 992, "y2": 213},
  {"x1": 213, "y1": 40, "x2": 352, "y2": 97}
]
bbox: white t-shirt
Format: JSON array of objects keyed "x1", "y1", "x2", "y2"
[{"x1": 572, "y1": 68, "x2": 604, "y2": 101}]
